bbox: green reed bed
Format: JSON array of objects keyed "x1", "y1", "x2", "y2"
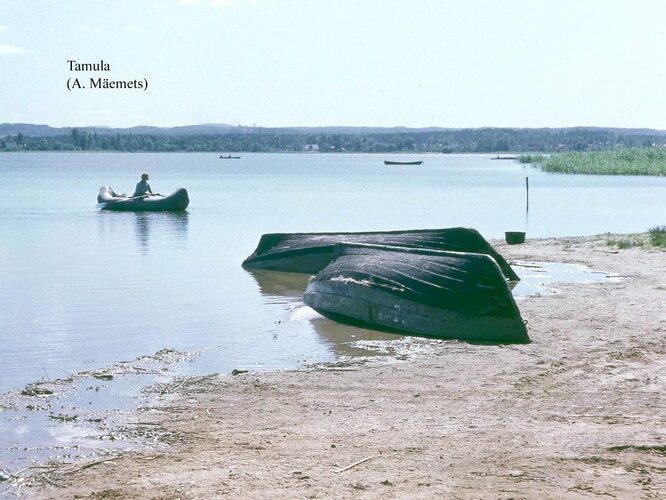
[
  {"x1": 519, "y1": 148, "x2": 666, "y2": 175},
  {"x1": 517, "y1": 154, "x2": 544, "y2": 164}
]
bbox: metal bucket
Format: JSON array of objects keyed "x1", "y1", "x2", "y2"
[{"x1": 505, "y1": 231, "x2": 526, "y2": 245}]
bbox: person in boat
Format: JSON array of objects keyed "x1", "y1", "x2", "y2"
[{"x1": 133, "y1": 173, "x2": 161, "y2": 197}]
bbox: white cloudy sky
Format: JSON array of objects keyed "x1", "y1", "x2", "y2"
[{"x1": 1, "y1": 0, "x2": 665, "y2": 128}]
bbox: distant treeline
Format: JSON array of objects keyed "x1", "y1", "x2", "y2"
[{"x1": 2, "y1": 126, "x2": 666, "y2": 153}]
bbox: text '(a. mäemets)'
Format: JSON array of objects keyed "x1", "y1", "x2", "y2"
[{"x1": 66, "y1": 59, "x2": 148, "y2": 91}]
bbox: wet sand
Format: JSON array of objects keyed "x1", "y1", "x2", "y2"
[{"x1": 16, "y1": 235, "x2": 666, "y2": 498}]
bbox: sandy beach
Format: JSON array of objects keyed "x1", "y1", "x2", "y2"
[{"x1": 16, "y1": 235, "x2": 666, "y2": 499}]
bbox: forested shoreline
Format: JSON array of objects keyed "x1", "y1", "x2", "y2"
[{"x1": 2, "y1": 125, "x2": 666, "y2": 153}]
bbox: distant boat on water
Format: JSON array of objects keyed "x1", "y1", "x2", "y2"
[
  {"x1": 220, "y1": 154, "x2": 241, "y2": 159},
  {"x1": 491, "y1": 155, "x2": 518, "y2": 160},
  {"x1": 384, "y1": 160, "x2": 423, "y2": 165}
]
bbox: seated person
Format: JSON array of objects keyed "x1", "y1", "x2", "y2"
[{"x1": 133, "y1": 172, "x2": 160, "y2": 197}]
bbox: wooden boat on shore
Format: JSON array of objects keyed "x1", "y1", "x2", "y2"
[
  {"x1": 303, "y1": 243, "x2": 529, "y2": 344},
  {"x1": 384, "y1": 160, "x2": 423, "y2": 165},
  {"x1": 242, "y1": 227, "x2": 519, "y2": 281},
  {"x1": 97, "y1": 186, "x2": 189, "y2": 212}
]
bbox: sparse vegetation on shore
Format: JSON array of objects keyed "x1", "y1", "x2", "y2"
[
  {"x1": 649, "y1": 225, "x2": 666, "y2": 246},
  {"x1": 520, "y1": 148, "x2": 666, "y2": 175},
  {"x1": 605, "y1": 227, "x2": 666, "y2": 249}
]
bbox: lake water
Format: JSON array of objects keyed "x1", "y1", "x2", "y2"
[{"x1": 1, "y1": 152, "x2": 665, "y2": 394}]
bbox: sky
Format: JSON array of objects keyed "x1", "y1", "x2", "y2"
[{"x1": 0, "y1": 0, "x2": 665, "y2": 129}]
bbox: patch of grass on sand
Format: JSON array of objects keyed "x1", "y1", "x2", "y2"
[
  {"x1": 91, "y1": 489, "x2": 126, "y2": 499},
  {"x1": 576, "y1": 456, "x2": 620, "y2": 466},
  {"x1": 526, "y1": 148, "x2": 666, "y2": 175},
  {"x1": 606, "y1": 234, "x2": 645, "y2": 249},
  {"x1": 608, "y1": 444, "x2": 666, "y2": 456},
  {"x1": 21, "y1": 384, "x2": 54, "y2": 396},
  {"x1": 648, "y1": 225, "x2": 666, "y2": 247},
  {"x1": 606, "y1": 228, "x2": 666, "y2": 249},
  {"x1": 49, "y1": 413, "x2": 78, "y2": 422},
  {"x1": 607, "y1": 238, "x2": 642, "y2": 249}
]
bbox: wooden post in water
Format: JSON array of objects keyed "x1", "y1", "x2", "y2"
[{"x1": 525, "y1": 176, "x2": 529, "y2": 212}]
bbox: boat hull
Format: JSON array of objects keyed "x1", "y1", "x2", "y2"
[
  {"x1": 242, "y1": 227, "x2": 519, "y2": 281},
  {"x1": 384, "y1": 160, "x2": 423, "y2": 165},
  {"x1": 303, "y1": 244, "x2": 529, "y2": 343},
  {"x1": 97, "y1": 186, "x2": 189, "y2": 212}
]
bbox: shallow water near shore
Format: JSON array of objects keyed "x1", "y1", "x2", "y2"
[
  {"x1": 1, "y1": 152, "x2": 664, "y2": 396},
  {"x1": 0, "y1": 250, "x2": 621, "y2": 481}
]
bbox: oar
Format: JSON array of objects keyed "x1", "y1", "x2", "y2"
[
  {"x1": 98, "y1": 194, "x2": 148, "y2": 209},
  {"x1": 114, "y1": 194, "x2": 150, "y2": 203}
]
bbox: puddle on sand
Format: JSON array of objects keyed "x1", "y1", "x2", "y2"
[
  {"x1": 0, "y1": 348, "x2": 202, "y2": 495},
  {"x1": 511, "y1": 261, "x2": 618, "y2": 299}
]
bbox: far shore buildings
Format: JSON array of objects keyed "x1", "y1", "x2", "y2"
[{"x1": 303, "y1": 144, "x2": 319, "y2": 152}]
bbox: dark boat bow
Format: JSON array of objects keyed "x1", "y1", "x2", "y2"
[
  {"x1": 242, "y1": 227, "x2": 519, "y2": 281},
  {"x1": 304, "y1": 243, "x2": 529, "y2": 344}
]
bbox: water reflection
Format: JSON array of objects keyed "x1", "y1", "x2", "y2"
[
  {"x1": 245, "y1": 269, "x2": 311, "y2": 304},
  {"x1": 308, "y1": 316, "x2": 401, "y2": 357},
  {"x1": 246, "y1": 269, "x2": 399, "y2": 357},
  {"x1": 97, "y1": 210, "x2": 189, "y2": 253},
  {"x1": 130, "y1": 212, "x2": 189, "y2": 254},
  {"x1": 512, "y1": 261, "x2": 612, "y2": 298},
  {"x1": 134, "y1": 212, "x2": 151, "y2": 251},
  {"x1": 133, "y1": 212, "x2": 189, "y2": 252}
]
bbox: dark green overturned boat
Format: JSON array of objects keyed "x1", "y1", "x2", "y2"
[
  {"x1": 303, "y1": 243, "x2": 529, "y2": 344},
  {"x1": 242, "y1": 227, "x2": 519, "y2": 281},
  {"x1": 97, "y1": 186, "x2": 189, "y2": 212}
]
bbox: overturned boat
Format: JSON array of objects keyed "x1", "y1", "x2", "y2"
[
  {"x1": 242, "y1": 227, "x2": 519, "y2": 281},
  {"x1": 303, "y1": 243, "x2": 529, "y2": 344},
  {"x1": 97, "y1": 186, "x2": 189, "y2": 212}
]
